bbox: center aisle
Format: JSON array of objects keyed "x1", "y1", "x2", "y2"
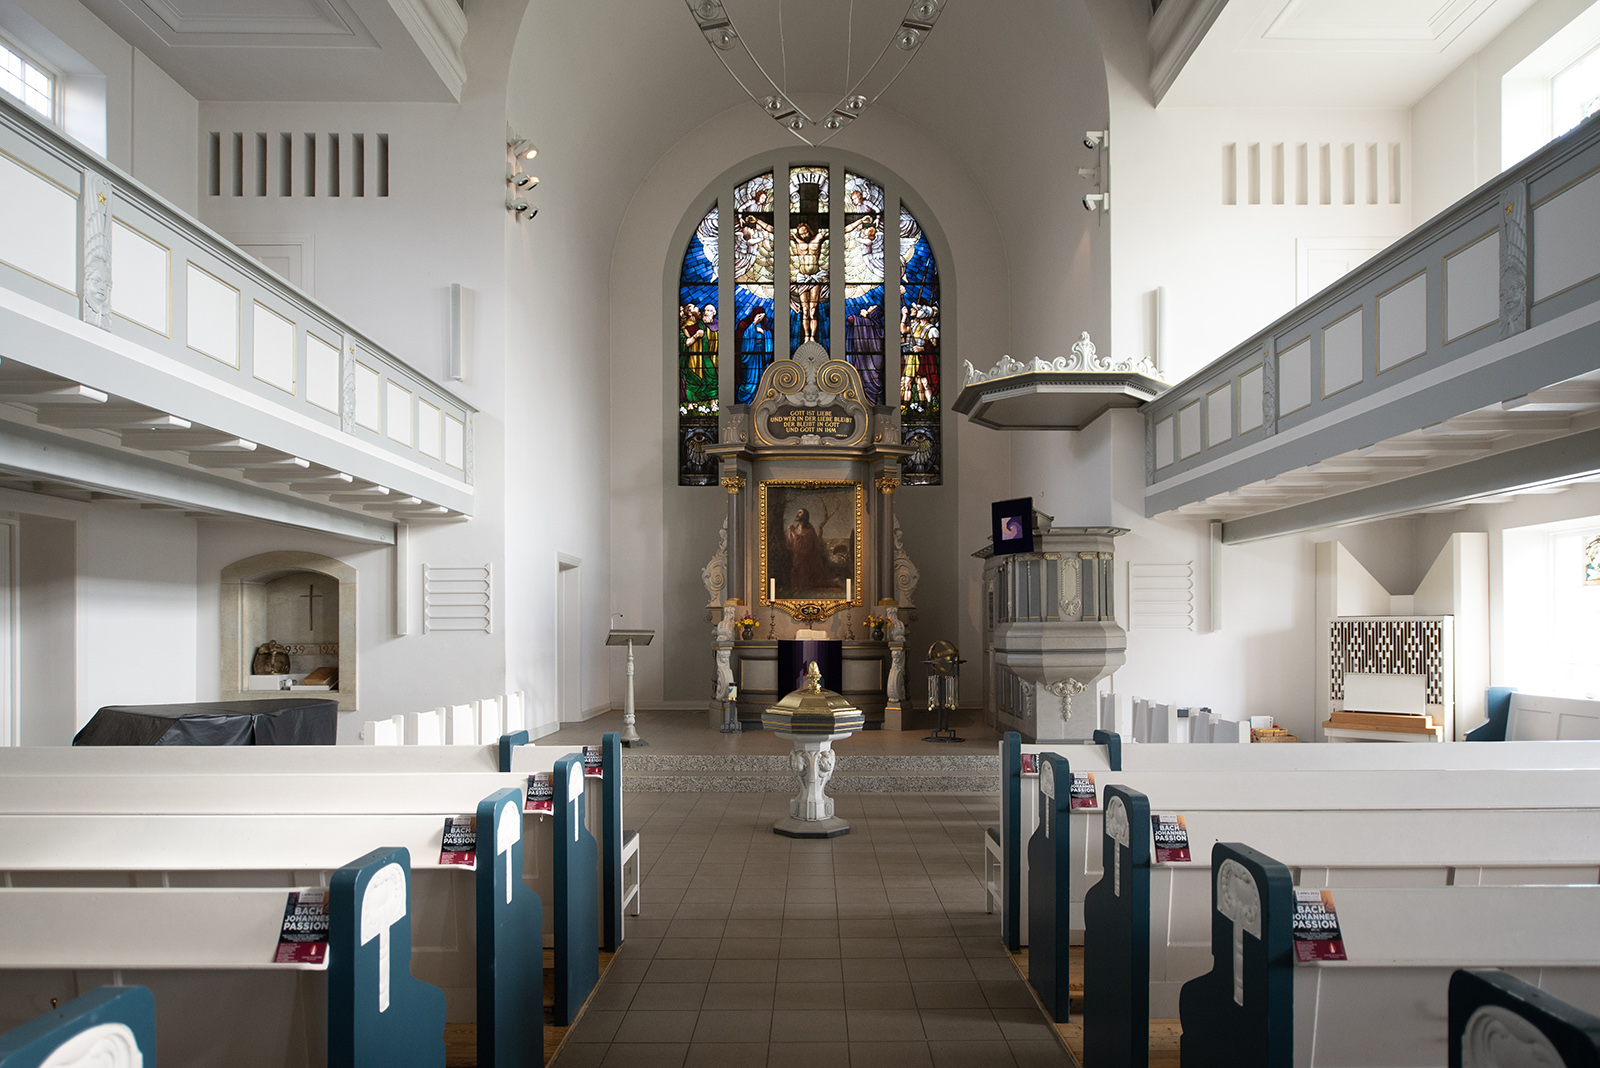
[{"x1": 551, "y1": 791, "x2": 1071, "y2": 1068}]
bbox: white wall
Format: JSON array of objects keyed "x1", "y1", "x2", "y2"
[
  {"x1": 1411, "y1": 0, "x2": 1600, "y2": 222},
  {"x1": 1, "y1": 0, "x2": 197, "y2": 212},
  {"x1": 1086, "y1": 0, "x2": 1412, "y2": 384},
  {"x1": 2, "y1": 489, "x2": 199, "y2": 744}
]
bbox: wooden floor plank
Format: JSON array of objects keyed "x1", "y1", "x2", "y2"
[
  {"x1": 1009, "y1": 946, "x2": 1181, "y2": 1066},
  {"x1": 441, "y1": 948, "x2": 616, "y2": 1067}
]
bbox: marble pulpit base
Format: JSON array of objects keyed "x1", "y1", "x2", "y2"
[{"x1": 772, "y1": 732, "x2": 851, "y2": 838}]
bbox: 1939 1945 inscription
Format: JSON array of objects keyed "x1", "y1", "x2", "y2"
[{"x1": 767, "y1": 405, "x2": 855, "y2": 441}]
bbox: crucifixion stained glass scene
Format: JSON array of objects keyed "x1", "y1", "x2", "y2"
[{"x1": 676, "y1": 163, "x2": 942, "y2": 485}]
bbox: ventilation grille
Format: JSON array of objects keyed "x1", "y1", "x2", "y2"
[
  {"x1": 1222, "y1": 141, "x2": 1402, "y2": 207},
  {"x1": 206, "y1": 131, "x2": 390, "y2": 199}
]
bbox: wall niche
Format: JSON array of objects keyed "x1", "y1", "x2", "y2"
[{"x1": 221, "y1": 551, "x2": 357, "y2": 712}]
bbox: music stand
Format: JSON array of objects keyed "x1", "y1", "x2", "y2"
[{"x1": 607, "y1": 629, "x2": 654, "y2": 747}]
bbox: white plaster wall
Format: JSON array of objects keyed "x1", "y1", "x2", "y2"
[
  {"x1": 1, "y1": 0, "x2": 197, "y2": 211},
  {"x1": 1085, "y1": 0, "x2": 1412, "y2": 383},
  {"x1": 75, "y1": 506, "x2": 198, "y2": 724},
  {"x1": 1410, "y1": 0, "x2": 1600, "y2": 222}
]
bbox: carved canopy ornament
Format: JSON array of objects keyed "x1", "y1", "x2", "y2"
[
  {"x1": 753, "y1": 341, "x2": 871, "y2": 448},
  {"x1": 954, "y1": 332, "x2": 1170, "y2": 432}
]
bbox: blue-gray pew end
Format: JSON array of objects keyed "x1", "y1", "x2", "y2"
[
  {"x1": 1450, "y1": 969, "x2": 1600, "y2": 1068},
  {"x1": 0, "y1": 986, "x2": 155, "y2": 1068},
  {"x1": 1027, "y1": 752, "x2": 1074, "y2": 1023},
  {"x1": 1176, "y1": 842, "x2": 1296, "y2": 1068},
  {"x1": 1083, "y1": 783, "x2": 1154, "y2": 1068},
  {"x1": 553, "y1": 753, "x2": 600, "y2": 1026}
]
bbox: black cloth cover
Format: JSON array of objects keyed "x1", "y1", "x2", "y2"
[
  {"x1": 776, "y1": 639, "x2": 843, "y2": 695},
  {"x1": 72, "y1": 699, "x2": 338, "y2": 746}
]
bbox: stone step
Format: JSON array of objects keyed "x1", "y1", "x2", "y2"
[{"x1": 619, "y1": 752, "x2": 999, "y2": 793}]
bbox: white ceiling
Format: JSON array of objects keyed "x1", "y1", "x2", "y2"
[
  {"x1": 74, "y1": 0, "x2": 461, "y2": 101},
  {"x1": 1162, "y1": 0, "x2": 1543, "y2": 108}
]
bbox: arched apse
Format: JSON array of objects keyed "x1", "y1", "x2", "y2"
[{"x1": 504, "y1": 0, "x2": 1111, "y2": 711}]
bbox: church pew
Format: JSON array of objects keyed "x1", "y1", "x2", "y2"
[
  {"x1": 0, "y1": 751, "x2": 612, "y2": 1048},
  {"x1": 1027, "y1": 752, "x2": 1074, "y2": 1023},
  {"x1": 0, "y1": 985, "x2": 156, "y2": 1068},
  {"x1": 999, "y1": 756, "x2": 1600, "y2": 944},
  {"x1": 1062, "y1": 782, "x2": 1600, "y2": 1068},
  {"x1": 0, "y1": 794, "x2": 549, "y2": 1068},
  {"x1": 1449, "y1": 970, "x2": 1600, "y2": 1068},
  {"x1": 1178, "y1": 842, "x2": 1600, "y2": 1068},
  {"x1": 0, "y1": 847, "x2": 446, "y2": 1068}
]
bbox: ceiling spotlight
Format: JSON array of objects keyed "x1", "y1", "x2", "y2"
[
  {"x1": 1082, "y1": 193, "x2": 1108, "y2": 211},
  {"x1": 507, "y1": 167, "x2": 536, "y2": 188},
  {"x1": 1084, "y1": 130, "x2": 1107, "y2": 150},
  {"x1": 506, "y1": 195, "x2": 530, "y2": 213},
  {"x1": 510, "y1": 139, "x2": 537, "y2": 160}
]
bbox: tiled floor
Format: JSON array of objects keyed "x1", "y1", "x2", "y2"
[{"x1": 551, "y1": 790, "x2": 1072, "y2": 1068}]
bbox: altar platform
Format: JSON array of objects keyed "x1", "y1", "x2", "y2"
[{"x1": 538, "y1": 710, "x2": 1003, "y2": 793}]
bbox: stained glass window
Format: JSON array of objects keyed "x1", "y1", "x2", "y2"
[
  {"x1": 843, "y1": 173, "x2": 886, "y2": 404},
  {"x1": 789, "y1": 166, "x2": 829, "y2": 354},
  {"x1": 899, "y1": 206, "x2": 941, "y2": 485},
  {"x1": 675, "y1": 164, "x2": 944, "y2": 486},
  {"x1": 734, "y1": 173, "x2": 776, "y2": 404},
  {"x1": 677, "y1": 206, "x2": 719, "y2": 486}
]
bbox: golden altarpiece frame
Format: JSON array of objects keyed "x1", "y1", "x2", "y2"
[{"x1": 701, "y1": 342, "x2": 922, "y2": 729}]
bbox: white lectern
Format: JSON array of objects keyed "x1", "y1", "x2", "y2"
[{"x1": 606, "y1": 628, "x2": 654, "y2": 747}]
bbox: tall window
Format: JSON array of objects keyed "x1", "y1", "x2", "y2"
[
  {"x1": 1552, "y1": 43, "x2": 1600, "y2": 139},
  {"x1": 0, "y1": 38, "x2": 54, "y2": 122},
  {"x1": 676, "y1": 161, "x2": 945, "y2": 486},
  {"x1": 677, "y1": 206, "x2": 719, "y2": 487}
]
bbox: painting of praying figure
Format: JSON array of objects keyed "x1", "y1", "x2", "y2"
[{"x1": 760, "y1": 480, "x2": 862, "y2": 603}]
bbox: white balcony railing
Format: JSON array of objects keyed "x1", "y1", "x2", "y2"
[{"x1": 0, "y1": 96, "x2": 475, "y2": 522}]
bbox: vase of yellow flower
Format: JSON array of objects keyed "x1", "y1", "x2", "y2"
[
  {"x1": 737, "y1": 614, "x2": 759, "y2": 640},
  {"x1": 864, "y1": 614, "x2": 888, "y2": 641}
]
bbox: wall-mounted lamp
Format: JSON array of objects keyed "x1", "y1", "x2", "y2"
[
  {"x1": 505, "y1": 134, "x2": 540, "y2": 220},
  {"x1": 1081, "y1": 129, "x2": 1109, "y2": 218}
]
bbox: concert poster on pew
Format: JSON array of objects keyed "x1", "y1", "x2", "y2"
[
  {"x1": 525, "y1": 772, "x2": 554, "y2": 816},
  {"x1": 1069, "y1": 772, "x2": 1097, "y2": 810},
  {"x1": 1151, "y1": 814, "x2": 1191, "y2": 862},
  {"x1": 1291, "y1": 889, "x2": 1348, "y2": 962},
  {"x1": 1020, "y1": 753, "x2": 1038, "y2": 776},
  {"x1": 439, "y1": 815, "x2": 476, "y2": 868},
  {"x1": 274, "y1": 889, "x2": 330, "y2": 965},
  {"x1": 583, "y1": 746, "x2": 604, "y2": 778}
]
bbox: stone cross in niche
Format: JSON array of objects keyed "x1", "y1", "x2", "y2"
[{"x1": 301, "y1": 584, "x2": 322, "y2": 631}]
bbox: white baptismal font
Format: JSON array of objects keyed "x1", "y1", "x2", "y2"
[{"x1": 762, "y1": 662, "x2": 866, "y2": 838}]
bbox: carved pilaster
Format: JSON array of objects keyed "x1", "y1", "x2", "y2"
[
  {"x1": 875, "y1": 474, "x2": 899, "y2": 495},
  {"x1": 340, "y1": 341, "x2": 357, "y2": 434},
  {"x1": 1500, "y1": 183, "x2": 1529, "y2": 340},
  {"x1": 720, "y1": 475, "x2": 745, "y2": 494},
  {"x1": 1261, "y1": 340, "x2": 1277, "y2": 437},
  {"x1": 80, "y1": 173, "x2": 112, "y2": 329}
]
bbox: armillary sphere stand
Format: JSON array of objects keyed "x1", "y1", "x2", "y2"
[{"x1": 923, "y1": 640, "x2": 967, "y2": 743}]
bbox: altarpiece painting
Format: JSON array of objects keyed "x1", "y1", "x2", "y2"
[{"x1": 760, "y1": 480, "x2": 863, "y2": 618}]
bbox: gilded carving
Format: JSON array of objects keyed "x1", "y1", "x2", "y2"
[
  {"x1": 721, "y1": 475, "x2": 746, "y2": 495},
  {"x1": 875, "y1": 474, "x2": 900, "y2": 495}
]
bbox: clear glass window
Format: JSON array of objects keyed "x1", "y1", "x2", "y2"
[
  {"x1": 1552, "y1": 43, "x2": 1600, "y2": 139},
  {"x1": 0, "y1": 38, "x2": 55, "y2": 121}
]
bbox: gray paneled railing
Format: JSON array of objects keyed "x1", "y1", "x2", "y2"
[
  {"x1": 0, "y1": 96, "x2": 475, "y2": 515},
  {"x1": 1144, "y1": 112, "x2": 1600, "y2": 517}
]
